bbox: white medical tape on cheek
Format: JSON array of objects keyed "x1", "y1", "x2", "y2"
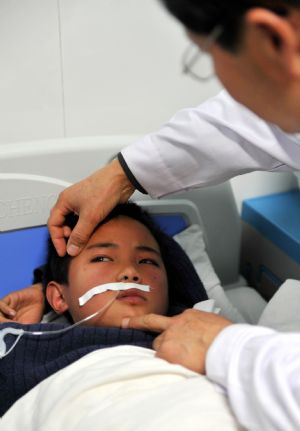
[{"x1": 78, "y1": 282, "x2": 150, "y2": 306}]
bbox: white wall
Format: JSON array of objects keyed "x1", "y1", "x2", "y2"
[
  {"x1": 0, "y1": 0, "x2": 297, "y2": 209},
  {"x1": 0, "y1": 0, "x2": 221, "y2": 143},
  {"x1": 0, "y1": 0, "x2": 64, "y2": 142}
]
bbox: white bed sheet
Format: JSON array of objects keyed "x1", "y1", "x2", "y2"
[{"x1": 1, "y1": 345, "x2": 243, "y2": 431}]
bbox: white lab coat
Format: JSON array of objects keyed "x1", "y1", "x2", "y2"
[
  {"x1": 207, "y1": 324, "x2": 300, "y2": 431},
  {"x1": 121, "y1": 90, "x2": 300, "y2": 430},
  {"x1": 121, "y1": 90, "x2": 300, "y2": 198}
]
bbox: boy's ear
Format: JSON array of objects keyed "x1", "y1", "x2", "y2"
[
  {"x1": 46, "y1": 282, "x2": 69, "y2": 314},
  {"x1": 243, "y1": 8, "x2": 300, "y2": 80}
]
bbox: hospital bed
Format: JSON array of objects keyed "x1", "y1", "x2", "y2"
[
  {"x1": 1, "y1": 135, "x2": 300, "y2": 430},
  {"x1": 0, "y1": 135, "x2": 244, "y2": 430}
]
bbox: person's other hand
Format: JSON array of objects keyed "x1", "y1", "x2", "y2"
[
  {"x1": 48, "y1": 159, "x2": 135, "y2": 257},
  {"x1": 122, "y1": 309, "x2": 232, "y2": 374},
  {"x1": 0, "y1": 283, "x2": 45, "y2": 324}
]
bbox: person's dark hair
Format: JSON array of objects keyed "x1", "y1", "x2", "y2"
[
  {"x1": 44, "y1": 202, "x2": 208, "y2": 317},
  {"x1": 160, "y1": 0, "x2": 299, "y2": 52}
]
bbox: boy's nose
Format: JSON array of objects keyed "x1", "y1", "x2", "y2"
[{"x1": 117, "y1": 266, "x2": 141, "y2": 283}]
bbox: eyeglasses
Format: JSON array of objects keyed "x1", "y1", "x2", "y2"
[{"x1": 182, "y1": 26, "x2": 223, "y2": 82}]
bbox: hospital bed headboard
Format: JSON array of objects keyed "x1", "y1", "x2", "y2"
[{"x1": 0, "y1": 136, "x2": 242, "y2": 296}]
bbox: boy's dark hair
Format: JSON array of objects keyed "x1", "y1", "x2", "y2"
[
  {"x1": 44, "y1": 202, "x2": 208, "y2": 316},
  {"x1": 160, "y1": 0, "x2": 299, "y2": 52}
]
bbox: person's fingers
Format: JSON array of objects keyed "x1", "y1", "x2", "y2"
[
  {"x1": 50, "y1": 205, "x2": 106, "y2": 257},
  {"x1": 121, "y1": 313, "x2": 172, "y2": 333},
  {"x1": 0, "y1": 300, "x2": 16, "y2": 317},
  {"x1": 0, "y1": 315, "x2": 15, "y2": 323},
  {"x1": 48, "y1": 182, "x2": 111, "y2": 257},
  {"x1": 50, "y1": 229, "x2": 67, "y2": 257},
  {"x1": 152, "y1": 332, "x2": 165, "y2": 350},
  {"x1": 48, "y1": 159, "x2": 136, "y2": 257},
  {"x1": 66, "y1": 210, "x2": 102, "y2": 256},
  {"x1": 63, "y1": 225, "x2": 72, "y2": 238},
  {"x1": 48, "y1": 206, "x2": 69, "y2": 257}
]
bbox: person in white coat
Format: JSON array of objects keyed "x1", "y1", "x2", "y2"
[{"x1": 45, "y1": 1, "x2": 300, "y2": 429}]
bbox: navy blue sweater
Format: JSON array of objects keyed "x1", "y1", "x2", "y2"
[{"x1": 0, "y1": 323, "x2": 155, "y2": 416}]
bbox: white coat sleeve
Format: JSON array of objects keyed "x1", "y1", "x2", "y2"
[
  {"x1": 206, "y1": 324, "x2": 300, "y2": 431},
  {"x1": 121, "y1": 90, "x2": 300, "y2": 198}
]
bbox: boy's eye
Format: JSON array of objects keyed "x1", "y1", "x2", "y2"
[
  {"x1": 91, "y1": 256, "x2": 112, "y2": 263},
  {"x1": 139, "y1": 258, "x2": 159, "y2": 267}
]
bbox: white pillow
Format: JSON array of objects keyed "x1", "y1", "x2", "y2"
[{"x1": 174, "y1": 225, "x2": 246, "y2": 323}]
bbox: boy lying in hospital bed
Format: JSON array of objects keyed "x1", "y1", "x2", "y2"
[
  {"x1": 1, "y1": 193, "x2": 299, "y2": 431},
  {"x1": 0, "y1": 202, "x2": 241, "y2": 430}
]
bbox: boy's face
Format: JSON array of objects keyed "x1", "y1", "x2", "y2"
[{"x1": 47, "y1": 216, "x2": 169, "y2": 327}]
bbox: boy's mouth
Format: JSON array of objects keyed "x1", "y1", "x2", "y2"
[{"x1": 118, "y1": 289, "x2": 147, "y2": 304}]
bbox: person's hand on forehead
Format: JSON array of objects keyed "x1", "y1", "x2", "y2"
[{"x1": 48, "y1": 160, "x2": 135, "y2": 257}]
